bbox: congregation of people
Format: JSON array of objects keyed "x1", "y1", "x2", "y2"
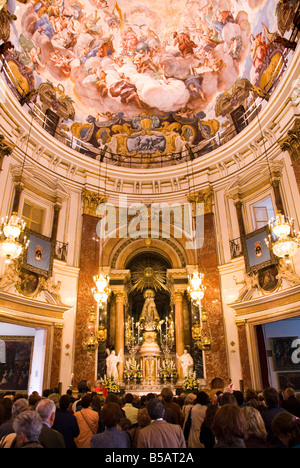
[{"x1": 0, "y1": 379, "x2": 300, "y2": 449}]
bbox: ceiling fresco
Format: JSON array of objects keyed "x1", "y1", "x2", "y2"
[{"x1": 1, "y1": 0, "x2": 298, "y2": 166}]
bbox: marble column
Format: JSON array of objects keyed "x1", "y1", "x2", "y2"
[
  {"x1": 73, "y1": 189, "x2": 107, "y2": 388},
  {"x1": 236, "y1": 319, "x2": 252, "y2": 390},
  {"x1": 50, "y1": 323, "x2": 63, "y2": 389},
  {"x1": 115, "y1": 291, "x2": 127, "y2": 382},
  {"x1": 187, "y1": 188, "x2": 229, "y2": 384},
  {"x1": 12, "y1": 182, "x2": 23, "y2": 214},
  {"x1": 172, "y1": 289, "x2": 185, "y2": 381},
  {"x1": 51, "y1": 202, "x2": 62, "y2": 242},
  {"x1": 234, "y1": 200, "x2": 246, "y2": 238}
]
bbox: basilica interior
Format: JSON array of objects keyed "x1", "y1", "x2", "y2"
[{"x1": 0, "y1": 0, "x2": 300, "y2": 398}]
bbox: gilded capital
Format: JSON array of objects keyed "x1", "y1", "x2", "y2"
[
  {"x1": 115, "y1": 291, "x2": 127, "y2": 305},
  {"x1": 172, "y1": 290, "x2": 184, "y2": 303},
  {"x1": 0, "y1": 134, "x2": 14, "y2": 158},
  {"x1": 82, "y1": 188, "x2": 108, "y2": 217},
  {"x1": 279, "y1": 119, "x2": 300, "y2": 162},
  {"x1": 187, "y1": 187, "x2": 214, "y2": 214}
]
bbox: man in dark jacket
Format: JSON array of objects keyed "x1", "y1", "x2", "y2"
[
  {"x1": 36, "y1": 399, "x2": 65, "y2": 448},
  {"x1": 281, "y1": 388, "x2": 300, "y2": 417}
]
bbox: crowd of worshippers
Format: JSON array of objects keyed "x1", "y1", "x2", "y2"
[{"x1": 0, "y1": 381, "x2": 300, "y2": 449}]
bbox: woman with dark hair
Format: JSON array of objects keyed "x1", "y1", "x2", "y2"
[
  {"x1": 200, "y1": 404, "x2": 218, "y2": 448},
  {"x1": 52, "y1": 394, "x2": 79, "y2": 448},
  {"x1": 91, "y1": 402, "x2": 131, "y2": 448},
  {"x1": 271, "y1": 412, "x2": 300, "y2": 448},
  {"x1": 212, "y1": 405, "x2": 247, "y2": 448}
]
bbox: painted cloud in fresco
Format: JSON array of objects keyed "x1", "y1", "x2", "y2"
[{"x1": 7, "y1": 0, "x2": 291, "y2": 126}]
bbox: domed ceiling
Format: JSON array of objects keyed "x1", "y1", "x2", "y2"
[{"x1": 1, "y1": 0, "x2": 298, "y2": 167}]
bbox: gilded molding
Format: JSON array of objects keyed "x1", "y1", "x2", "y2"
[{"x1": 235, "y1": 318, "x2": 247, "y2": 327}]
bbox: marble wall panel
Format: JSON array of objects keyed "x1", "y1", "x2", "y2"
[
  {"x1": 73, "y1": 214, "x2": 99, "y2": 388},
  {"x1": 197, "y1": 212, "x2": 229, "y2": 385}
]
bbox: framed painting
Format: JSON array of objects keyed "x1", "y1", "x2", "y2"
[
  {"x1": 23, "y1": 229, "x2": 54, "y2": 277},
  {"x1": 242, "y1": 226, "x2": 277, "y2": 273},
  {"x1": 270, "y1": 336, "x2": 300, "y2": 372},
  {"x1": 0, "y1": 336, "x2": 34, "y2": 392},
  {"x1": 258, "y1": 265, "x2": 280, "y2": 293},
  {"x1": 277, "y1": 372, "x2": 300, "y2": 391},
  {"x1": 16, "y1": 269, "x2": 41, "y2": 298}
]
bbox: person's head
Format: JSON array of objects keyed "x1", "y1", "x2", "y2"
[
  {"x1": 137, "y1": 407, "x2": 151, "y2": 428},
  {"x1": 218, "y1": 392, "x2": 238, "y2": 407},
  {"x1": 263, "y1": 387, "x2": 279, "y2": 408},
  {"x1": 36, "y1": 399, "x2": 56, "y2": 427},
  {"x1": 212, "y1": 405, "x2": 246, "y2": 444},
  {"x1": 125, "y1": 393, "x2": 134, "y2": 404},
  {"x1": 233, "y1": 390, "x2": 244, "y2": 406},
  {"x1": 11, "y1": 398, "x2": 29, "y2": 418},
  {"x1": 195, "y1": 391, "x2": 210, "y2": 405},
  {"x1": 147, "y1": 398, "x2": 165, "y2": 420},
  {"x1": 77, "y1": 380, "x2": 90, "y2": 394},
  {"x1": 13, "y1": 410, "x2": 43, "y2": 446},
  {"x1": 203, "y1": 404, "x2": 218, "y2": 428},
  {"x1": 284, "y1": 387, "x2": 295, "y2": 399},
  {"x1": 160, "y1": 387, "x2": 173, "y2": 403},
  {"x1": 81, "y1": 393, "x2": 92, "y2": 409},
  {"x1": 59, "y1": 394, "x2": 71, "y2": 411},
  {"x1": 101, "y1": 402, "x2": 122, "y2": 428},
  {"x1": 28, "y1": 393, "x2": 41, "y2": 408},
  {"x1": 119, "y1": 417, "x2": 132, "y2": 431},
  {"x1": 48, "y1": 393, "x2": 60, "y2": 408},
  {"x1": 184, "y1": 393, "x2": 197, "y2": 405},
  {"x1": 245, "y1": 389, "x2": 259, "y2": 402},
  {"x1": 105, "y1": 393, "x2": 122, "y2": 406},
  {"x1": 242, "y1": 406, "x2": 267, "y2": 441},
  {"x1": 271, "y1": 412, "x2": 300, "y2": 448},
  {"x1": 91, "y1": 394, "x2": 102, "y2": 410}
]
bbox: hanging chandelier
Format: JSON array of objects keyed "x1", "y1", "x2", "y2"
[
  {"x1": 0, "y1": 212, "x2": 29, "y2": 264},
  {"x1": 188, "y1": 269, "x2": 212, "y2": 351},
  {"x1": 188, "y1": 270, "x2": 205, "y2": 304},
  {"x1": 92, "y1": 273, "x2": 111, "y2": 306},
  {"x1": 265, "y1": 211, "x2": 300, "y2": 263}
]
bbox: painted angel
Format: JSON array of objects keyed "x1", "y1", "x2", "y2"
[{"x1": 18, "y1": 34, "x2": 45, "y2": 73}]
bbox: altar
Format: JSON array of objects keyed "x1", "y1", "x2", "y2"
[{"x1": 105, "y1": 289, "x2": 194, "y2": 389}]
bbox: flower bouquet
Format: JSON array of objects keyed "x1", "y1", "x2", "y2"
[
  {"x1": 124, "y1": 357, "x2": 142, "y2": 382},
  {"x1": 183, "y1": 372, "x2": 199, "y2": 392},
  {"x1": 103, "y1": 376, "x2": 120, "y2": 394},
  {"x1": 159, "y1": 358, "x2": 178, "y2": 382}
]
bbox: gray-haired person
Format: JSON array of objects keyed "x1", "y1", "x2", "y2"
[
  {"x1": 36, "y1": 399, "x2": 65, "y2": 448},
  {"x1": 12, "y1": 411, "x2": 44, "y2": 448}
]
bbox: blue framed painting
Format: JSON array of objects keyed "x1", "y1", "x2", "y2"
[
  {"x1": 23, "y1": 230, "x2": 54, "y2": 277},
  {"x1": 242, "y1": 226, "x2": 277, "y2": 273}
]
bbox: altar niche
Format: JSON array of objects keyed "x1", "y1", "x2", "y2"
[{"x1": 125, "y1": 287, "x2": 175, "y2": 387}]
